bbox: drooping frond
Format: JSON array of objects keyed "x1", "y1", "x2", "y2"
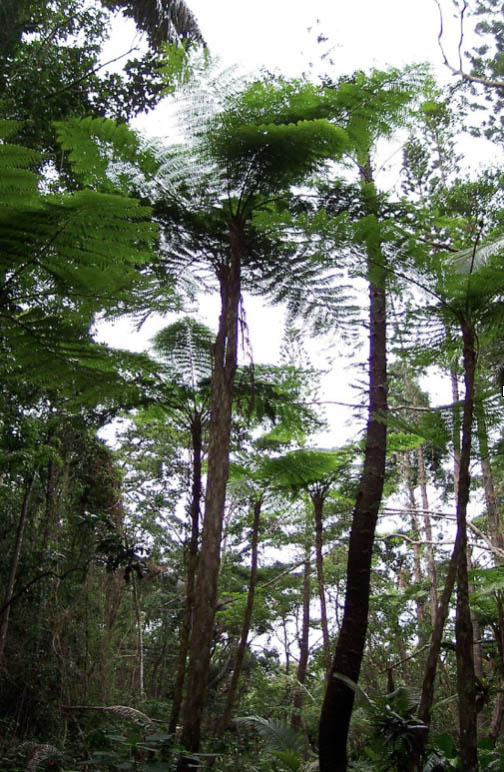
[
  {"x1": 100, "y1": 0, "x2": 205, "y2": 48},
  {"x1": 234, "y1": 715, "x2": 304, "y2": 757},
  {"x1": 260, "y1": 448, "x2": 349, "y2": 490},
  {"x1": 62, "y1": 704, "x2": 159, "y2": 731},
  {"x1": 152, "y1": 316, "x2": 214, "y2": 388},
  {"x1": 448, "y1": 235, "x2": 504, "y2": 273},
  {"x1": 18, "y1": 743, "x2": 61, "y2": 772}
]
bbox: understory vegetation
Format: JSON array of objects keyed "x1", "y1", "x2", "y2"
[{"x1": 4, "y1": 1, "x2": 504, "y2": 770}]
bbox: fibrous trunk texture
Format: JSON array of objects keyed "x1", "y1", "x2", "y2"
[
  {"x1": 292, "y1": 534, "x2": 311, "y2": 731},
  {"x1": 179, "y1": 217, "x2": 242, "y2": 765},
  {"x1": 169, "y1": 416, "x2": 202, "y2": 735},
  {"x1": 319, "y1": 162, "x2": 387, "y2": 772},
  {"x1": 312, "y1": 490, "x2": 331, "y2": 675},
  {"x1": 454, "y1": 321, "x2": 477, "y2": 770},
  {"x1": 0, "y1": 475, "x2": 36, "y2": 664},
  {"x1": 416, "y1": 443, "x2": 438, "y2": 623},
  {"x1": 217, "y1": 495, "x2": 262, "y2": 735}
]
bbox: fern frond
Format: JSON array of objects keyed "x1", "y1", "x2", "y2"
[
  {"x1": 234, "y1": 715, "x2": 303, "y2": 756},
  {"x1": 152, "y1": 316, "x2": 213, "y2": 388},
  {"x1": 62, "y1": 704, "x2": 160, "y2": 730},
  {"x1": 102, "y1": 0, "x2": 205, "y2": 48},
  {"x1": 23, "y1": 743, "x2": 60, "y2": 772}
]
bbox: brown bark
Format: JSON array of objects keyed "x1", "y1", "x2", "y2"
[
  {"x1": 0, "y1": 475, "x2": 36, "y2": 664},
  {"x1": 217, "y1": 495, "x2": 262, "y2": 735},
  {"x1": 451, "y1": 368, "x2": 461, "y2": 501},
  {"x1": 401, "y1": 453, "x2": 426, "y2": 639},
  {"x1": 169, "y1": 416, "x2": 202, "y2": 735},
  {"x1": 319, "y1": 161, "x2": 387, "y2": 772},
  {"x1": 489, "y1": 594, "x2": 504, "y2": 742},
  {"x1": 467, "y1": 550, "x2": 483, "y2": 681},
  {"x1": 312, "y1": 490, "x2": 331, "y2": 675},
  {"x1": 454, "y1": 320, "x2": 478, "y2": 770},
  {"x1": 416, "y1": 444, "x2": 438, "y2": 624},
  {"x1": 408, "y1": 541, "x2": 459, "y2": 771},
  {"x1": 476, "y1": 399, "x2": 503, "y2": 551},
  {"x1": 292, "y1": 535, "x2": 311, "y2": 731},
  {"x1": 131, "y1": 572, "x2": 145, "y2": 700},
  {"x1": 411, "y1": 324, "x2": 478, "y2": 770},
  {"x1": 179, "y1": 216, "x2": 242, "y2": 765}
]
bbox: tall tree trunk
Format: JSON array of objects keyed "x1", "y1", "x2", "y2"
[
  {"x1": 489, "y1": 594, "x2": 504, "y2": 742},
  {"x1": 312, "y1": 490, "x2": 331, "y2": 675},
  {"x1": 179, "y1": 216, "x2": 242, "y2": 764},
  {"x1": 451, "y1": 368, "x2": 461, "y2": 500},
  {"x1": 476, "y1": 398, "x2": 502, "y2": 551},
  {"x1": 467, "y1": 549, "x2": 483, "y2": 681},
  {"x1": 169, "y1": 416, "x2": 202, "y2": 735},
  {"x1": 292, "y1": 534, "x2": 311, "y2": 731},
  {"x1": 217, "y1": 495, "x2": 262, "y2": 735},
  {"x1": 416, "y1": 444, "x2": 438, "y2": 624},
  {"x1": 408, "y1": 542, "x2": 459, "y2": 771},
  {"x1": 476, "y1": 396, "x2": 504, "y2": 741},
  {"x1": 131, "y1": 571, "x2": 145, "y2": 701},
  {"x1": 455, "y1": 320, "x2": 477, "y2": 770},
  {"x1": 0, "y1": 474, "x2": 36, "y2": 664},
  {"x1": 401, "y1": 452, "x2": 426, "y2": 640},
  {"x1": 319, "y1": 161, "x2": 387, "y2": 772}
]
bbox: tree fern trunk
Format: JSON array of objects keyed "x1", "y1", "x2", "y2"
[
  {"x1": 455, "y1": 320, "x2": 477, "y2": 770},
  {"x1": 319, "y1": 161, "x2": 387, "y2": 772},
  {"x1": 416, "y1": 443, "x2": 438, "y2": 624},
  {"x1": 169, "y1": 416, "x2": 202, "y2": 735},
  {"x1": 408, "y1": 541, "x2": 459, "y2": 771},
  {"x1": 292, "y1": 532, "x2": 311, "y2": 731},
  {"x1": 312, "y1": 491, "x2": 331, "y2": 674},
  {"x1": 179, "y1": 216, "x2": 242, "y2": 765},
  {"x1": 0, "y1": 474, "x2": 36, "y2": 663},
  {"x1": 131, "y1": 572, "x2": 145, "y2": 701},
  {"x1": 217, "y1": 495, "x2": 262, "y2": 735}
]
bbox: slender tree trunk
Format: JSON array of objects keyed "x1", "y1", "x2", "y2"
[
  {"x1": 179, "y1": 217, "x2": 242, "y2": 765},
  {"x1": 401, "y1": 453, "x2": 426, "y2": 640},
  {"x1": 416, "y1": 444, "x2": 438, "y2": 624},
  {"x1": 217, "y1": 495, "x2": 262, "y2": 735},
  {"x1": 312, "y1": 490, "x2": 331, "y2": 675},
  {"x1": 476, "y1": 399, "x2": 502, "y2": 551},
  {"x1": 292, "y1": 534, "x2": 311, "y2": 731},
  {"x1": 476, "y1": 397, "x2": 504, "y2": 741},
  {"x1": 467, "y1": 549, "x2": 483, "y2": 681},
  {"x1": 131, "y1": 572, "x2": 145, "y2": 701},
  {"x1": 489, "y1": 594, "x2": 504, "y2": 742},
  {"x1": 454, "y1": 320, "x2": 478, "y2": 770},
  {"x1": 0, "y1": 474, "x2": 36, "y2": 664},
  {"x1": 169, "y1": 416, "x2": 202, "y2": 735},
  {"x1": 451, "y1": 368, "x2": 461, "y2": 500},
  {"x1": 408, "y1": 542, "x2": 459, "y2": 771},
  {"x1": 319, "y1": 162, "x2": 387, "y2": 772}
]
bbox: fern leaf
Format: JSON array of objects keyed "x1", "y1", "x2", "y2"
[
  {"x1": 24, "y1": 743, "x2": 60, "y2": 772},
  {"x1": 63, "y1": 704, "x2": 159, "y2": 730},
  {"x1": 234, "y1": 715, "x2": 303, "y2": 756}
]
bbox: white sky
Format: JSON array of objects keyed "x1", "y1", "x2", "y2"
[{"x1": 99, "y1": 0, "x2": 493, "y2": 443}]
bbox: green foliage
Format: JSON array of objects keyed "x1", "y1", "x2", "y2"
[{"x1": 234, "y1": 716, "x2": 307, "y2": 771}]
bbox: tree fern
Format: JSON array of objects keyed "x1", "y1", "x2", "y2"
[{"x1": 100, "y1": 0, "x2": 205, "y2": 49}]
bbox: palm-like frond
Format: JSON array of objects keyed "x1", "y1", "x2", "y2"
[
  {"x1": 448, "y1": 235, "x2": 504, "y2": 274},
  {"x1": 19, "y1": 743, "x2": 60, "y2": 772},
  {"x1": 260, "y1": 448, "x2": 349, "y2": 490},
  {"x1": 63, "y1": 704, "x2": 159, "y2": 731},
  {"x1": 234, "y1": 715, "x2": 304, "y2": 757},
  {"x1": 101, "y1": 0, "x2": 205, "y2": 48},
  {"x1": 153, "y1": 316, "x2": 214, "y2": 389}
]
